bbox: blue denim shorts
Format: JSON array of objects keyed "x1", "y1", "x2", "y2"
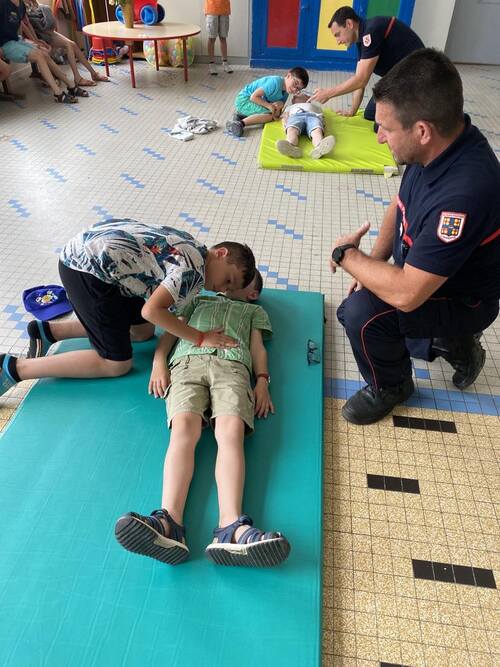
[
  {"x1": 1, "y1": 39, "x2": 35, "y2": 63},
  {"x1": 285, "y1": 111, "x2": 324, "y2": 138}
]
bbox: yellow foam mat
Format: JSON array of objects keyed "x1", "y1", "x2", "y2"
[{"x1": 258, "y1": 109, "x2": 397, "y2": 174}]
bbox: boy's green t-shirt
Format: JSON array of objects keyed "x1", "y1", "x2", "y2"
[{"x1": 169, "y1": 295, "x2": 272, "y2": 372}]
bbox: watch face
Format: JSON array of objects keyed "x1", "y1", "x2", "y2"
[{"x1": 332, "y1": 247, "x2": 343, "y2": 264}]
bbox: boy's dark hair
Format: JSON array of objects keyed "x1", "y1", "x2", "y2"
[
  {"x1": 289, "y1": 66, "x2": 309, "y2": 88},
  {"x1": 373, "y1": 48, "x2": 464, "y2": 137},
  {"x1": 253, "y1": 269, "x2": 263, "y2": 295},
  {"x1": 328, "y1": 6, "x2": 360, "y2": 29},
  {"x1": 211, "y1": 242, "x2": 256, "y2": 288}
]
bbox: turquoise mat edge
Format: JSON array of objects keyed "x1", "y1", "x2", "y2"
[{"x1": 0, "y1": 289, "x2": 325, "y2": 667}]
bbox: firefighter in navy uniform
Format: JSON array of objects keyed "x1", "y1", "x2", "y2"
[
  {"x1": 310, "y1": 5, "x2": 424, "y2": 123},
  {"x1": 331, "y1": 49, "x2": 500, "y2": 425}
]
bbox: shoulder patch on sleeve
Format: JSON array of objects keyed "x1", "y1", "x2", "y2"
[
  {"x1": 437, "y1": 211, "x2": 467, "y2": 243},
  {"x1": 363, "y1": 34, "x2": 372, "y2": 47}
]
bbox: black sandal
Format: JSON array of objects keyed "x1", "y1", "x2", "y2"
[
  {"x1": 115, "y1": 509, "x2": 190, "y2": 565},
  {"x1": 68, "y1": 86, "x2": 89, "y2": 98},
  {"x1": 205, "y1": 514, "x2": 291, "y2": 567},
  {"x1": 54, "y1": 91, "x2": 78, "y2": 104}
]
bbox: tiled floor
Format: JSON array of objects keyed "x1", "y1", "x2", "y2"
[{"x1": 1, "y1": 58, "x2": 499, "y2": 666}]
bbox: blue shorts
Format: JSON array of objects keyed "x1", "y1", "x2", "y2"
[
  {"x1": 1, "y1": 39, "x2": 35, "y2": 63},
  {"x1": 285, "y1": 111, "x2": 323, "y2": 138}
]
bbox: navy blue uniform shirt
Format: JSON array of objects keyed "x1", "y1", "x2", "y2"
[
  {"x1": 394, "y1": 115, "x2": 500, "y2": 300},
  {"x1": 0, "y1": 0, "x2": 25, "y2": 47},
  {"x1": 356, "y1": 16, "x2": 424, "y2": 77}
]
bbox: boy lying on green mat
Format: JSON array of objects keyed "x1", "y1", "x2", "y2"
[
  {"x1": 115, "y1": 271, "x2": 291, "y2": 568},
  {"x1": 276, "y1": 93, "x2": 335, "y2": 160}
]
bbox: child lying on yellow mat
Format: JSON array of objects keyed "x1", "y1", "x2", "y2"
[{"x1": 276, "y1": 93, "x2": 335, "y2": 160}]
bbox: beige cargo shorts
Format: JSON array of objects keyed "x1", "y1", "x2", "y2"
[{"x1": 166, "y1": 354, "x2": 255, "y2": 433}]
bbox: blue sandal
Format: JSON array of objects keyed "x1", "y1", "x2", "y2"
[
  {"x1": 115, "y1": 509, "x2": 189, "y2": 565},
  {"x1": 205, "y1": 514, "x2": 291, "y2": 567}
]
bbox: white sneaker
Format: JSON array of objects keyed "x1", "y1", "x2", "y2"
[
  {"x1": 310, "y1": 135, "x2": 335, "y2": 159},
  {"x1": 276, "y1": 140, "x2": 302, "y2": 159},
  {"x1": 209, "y1": 63, "x2": 218, "y2": 76},
  {"x1": 222, "y1": 61, "x2": 233, "y2": 73}
]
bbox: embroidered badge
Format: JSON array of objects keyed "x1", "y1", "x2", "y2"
[
  {"x1": 36, "y1": 290, "x2": 58, "y2": 305},
  {"x1": 363, "y1": 34, "x2": 372, "y2": 47},
  {"x1": 437, "y1": 211, "x2": 466, "y2": 243}
]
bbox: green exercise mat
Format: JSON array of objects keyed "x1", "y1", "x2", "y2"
[
  {"x1": 0, "y1": 289, "x2": 324, "y2": 667},
  {"x1": 258, "y1": 109, "x2": 397, "y2": 174}
]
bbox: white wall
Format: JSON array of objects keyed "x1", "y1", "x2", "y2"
[
  {"x1": 166, "y1": 0, "x2": 250, "y2": 59},
  {"x1": 445, "y1": 0, "x2": 500, "y2": 65},
  {"x1": 411, "y1": 0, "x2": 456, "y2": 50}
]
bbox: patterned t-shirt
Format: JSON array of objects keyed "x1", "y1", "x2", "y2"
[{"x1": 60, "y1": 219, "x2": 208, "y2": 307}]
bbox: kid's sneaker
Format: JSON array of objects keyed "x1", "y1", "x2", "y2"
[
  {"x1": 225, "y1": 119, "x2": 244, "y2": 137},
  {"x1": 222, "y1": 61, "x2": 233, "y2": 73},
  {"x1": 209, "y1": 62, "x2": 218, "y2": 76},
  {"x1": 0, "y1": 354, "x2": 18, "y2": 397}
]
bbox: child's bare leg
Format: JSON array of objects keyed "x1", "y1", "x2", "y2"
[
  {"x1": 213, "y1": 415, "x2": 248, "y2": 539},
  {"x1": 243, "y1": 113, "x2": 273, "y2": 126},
  {"x1": 220, "y1": 37, "x2": 228, "y2": 61},
  {"x1": 207, "y1": 37, "x2": 216, "y2": 60},
  {"x1": 310, "y1": 127, "x2": 324, "y2": 148},
  {"x1": 27, "y1": 49, "x2": 64, "y2": 95},
  {"x1": 130, "y1": 322, "x2": 155, "y2": 342},
  {"x1": 45, "y1": 55, "x2": 74, "y2": 89},
  {"x1": 0, "y1": 58, "x2": 11, "y2": 82},
  {"x1": 49, "y1": 32, "x2": 96, "y2": 85},
  {"x1": 15, "y1": 349, "x2": 132, "y2": 380},
  {"x1": 286, "y1": 126, "x2": 300, "y2": 146},
  {"x1": 161, "y1": 413, "x2": 202, "y2": 524},
  {"x1": 276, "y1": 125, "x2": 302, "y2": 158}
]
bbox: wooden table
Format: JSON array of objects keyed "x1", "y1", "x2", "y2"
[{"x1": 83, "y1": 21, "x2": 201, "y2": 88}]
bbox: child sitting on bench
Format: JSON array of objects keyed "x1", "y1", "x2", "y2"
[
  {"x1": 276, "y1": 93, "x2": 335, "y2": 160},
  {"x1": 115, "y1": 271, "x2": 291, "y2": 568}
]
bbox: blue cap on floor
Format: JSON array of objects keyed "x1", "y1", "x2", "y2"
[{"x1": 22, "y1": 285, "x2": 73, "y2": 321}]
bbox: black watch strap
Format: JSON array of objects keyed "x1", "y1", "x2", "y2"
[{"x1": 331, "y1": 243, "x2": 357, "y2": 265}]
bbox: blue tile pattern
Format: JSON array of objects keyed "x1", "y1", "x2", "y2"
[
  {"x1": 137, "y1": 93, "x2": 154, "y2": 100},
  {"x1": 178, "y1": 212, "x2": 210, "y2": 233},
  {"x1": 275, "y1": 183, "x2": 307, "y2": 201},
  {"x1": 119, "y1": 106, "x2": 139, "y2": 116},
  {"x1": 257, "y1": 264, "x2": 299, "y2": 291},
  {"x1": 196, "y1": 178, "x2": 224, "y2": 195},
  {"x1": 46, "y1": 168, "x2": 67, "y2": 183},
  {"x1": 92, "y1": 205, "x2": 114, "y2": 221},
  {"x1": 356, "y1": 188, "x2": 391, "y2": 206},
  {"x1": 8, "y1": 199, "x2": 30, "y2": 218},
  {"x1": 325, "y1": 377, "x2": 500, "y2": 416},
  {"x1": 100, "y1": 123, "x2": 119, "y2": 134},
  {"x1": 76, "y1": 144, "x2": 96, "y2": 156},
  {"x1": 40, "y1": 119, "x2": 57, "y2": 130},
  {"x1": 211, "y1": 152, "x2": 237, "y2": 166},
  {"x1": 10, "y1": 139, "x2": 28, "y2": 152},
  {"x1": 266, "y1": 219, "x2": 303, "y2": 240},
  {"x1": 120, "y1": 173, "x2": 145, "y2": 189},
  {"x1": 143, "y1": 147, "x2": 166, "y2": 161},
  {"x1": 187, "y1": 96, "x2": 207, "y2": 104}
]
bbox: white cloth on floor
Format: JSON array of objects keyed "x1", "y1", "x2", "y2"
[
  {"x1": 169, "y1": 126, "x2": 194, "y2": 141},
  {"x1": 176, "y1": 115, "x2": 219, "y2": 135}
]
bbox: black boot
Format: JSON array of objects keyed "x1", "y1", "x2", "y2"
[
  {"x1": 342, "y1": 378, "x2": 415, "y2": 425},
  {"x1": 432, "y1": 334, "x2": 485, "y2": 390}
]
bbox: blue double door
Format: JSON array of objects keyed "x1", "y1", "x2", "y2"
[{"x1": 251, "y1": 0, "x2": 416, "y2": 71}]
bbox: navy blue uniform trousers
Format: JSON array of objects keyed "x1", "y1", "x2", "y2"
[{"x1": 337, "y1": 289, "x2": 499, "y2": 389}]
